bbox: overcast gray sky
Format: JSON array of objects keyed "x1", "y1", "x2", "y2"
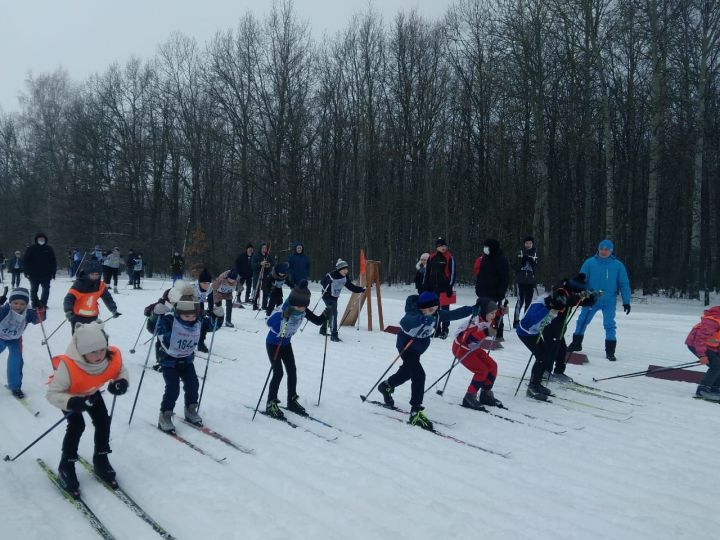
[{"x1": 0, "y1": 0, "x2": 452, "y2": 113}]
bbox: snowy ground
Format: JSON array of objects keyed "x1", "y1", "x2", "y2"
[{"x1": 1, "y1": 277, "x2": 717, "y2": 540}]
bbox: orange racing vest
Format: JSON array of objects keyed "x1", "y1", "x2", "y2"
[
  {"x1": 69, "y1": 281, "x2": 107, "y2": 317},
  {"x1": 50, "y1": 345, "x2": 123, "y2": 395}
]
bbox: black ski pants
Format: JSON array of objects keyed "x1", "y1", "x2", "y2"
[
  {"x1": 62, "y1": 392, "x2": 111, "y2": 458},
  {"x1": 519, "y1": 334, "x2": 568, "y2": 383},
  {"x1": 387, "y1": 345, "x2": 426, "y2": 409},
  {"x1": 267, "y1": 343, "x2": 297, "y2": 402},
  {"x1": 514, "y1": 284, "x2": 535, "y2": 323}
]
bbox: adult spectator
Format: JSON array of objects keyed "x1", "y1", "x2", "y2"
[
  {"x1": 567, "y1": 239, "x2": 631, "y2": 361},
  {"x1": 473, "y1": 238, "x2": 509, "y2": 340},
  {"x1": 234, "y1": 244, "x2": 254, "y2": 303},
  {"x1": 512, "y1": 236, "x2": 538, "y2": 328},
  {"x1": 251, "y1": 243, "x2": 274, "y2": 310},
  {"x1": 287, "y1": 243, "x2": 310, "y2": 287},
  {"x1": 8, "y1": 250, "x2": 23, "y2": 288},
  {"x1": 23, "y1": 232, "x2": 57, "y2": 308},
  {"x1": 170, "y1": 251, "x2": 185, "y2": 284},
  {"x1": 423, "y1": 238, "x2": 456, "y2": 339}
]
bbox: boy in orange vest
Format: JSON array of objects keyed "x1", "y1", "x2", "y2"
[
  {"x1": 64, "y1": 260, "x2": 120, "y2": 333},
  {"x1": 686, "y1": 305, "x2": 720, "y2": 401},
  {"x1": 46, "y1": 321, "x2": 129, "y2": 497}
]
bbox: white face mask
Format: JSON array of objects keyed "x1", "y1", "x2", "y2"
[
  {"x1": 38, "y1": 239, "x2": 46, "y2": 246},
  {"x1": 483, "y1": 246, "x2": 490, "y2": 255}
]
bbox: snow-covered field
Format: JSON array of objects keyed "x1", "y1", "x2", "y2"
[{"x1": 1, "y1": 277, "x2": 717, "y2": 540}]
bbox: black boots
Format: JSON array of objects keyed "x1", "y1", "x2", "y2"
[
  {"x1": 58, "y1": 454, "x2": 80, "y2": 496},
  {"x1": 377, "y1": 381, "x2": 395, "y2": 407},
  {"x1": 93, "y1": 452, "x2": 117, "y2": 487},
  {"x1": 567, "y1": 334, "x2": 584, "y2": 352},
  {"x1": 605, "y1": 340, "x2": 617, "y2": 361}
]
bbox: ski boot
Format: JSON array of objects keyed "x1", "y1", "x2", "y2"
[
  {"x1": 286, "y1": 395, "x2": 308, "y2": 417},
  {"x1": 409, "y1": 407, "x2": 434, "y2": 431},
  {"x1": 479, "y1": 389, "x2": 503, "y2": 408},
  {"x1": 224, "y1": 321, "x2": 235, "y2": 328},
  {"x1": 265, "y1": 399, "x2": 285, "y2": 420},
  {"x1": 93, "y1": 452, "x2": 117, "y2": 488},
  {"x1": 319, "y1": 324, "x2": 328, "y2": 336},
  {"x1": 548, "y1": 372, "x2": 574, "y2": 384},
  {"x1": 567, "y1": 334, "x2": 584, "y2": 352},
  {"x1": 58, "y1": 454, "x2": 80, "y2": 498},
  {"x1": 605, "y1": 340, "x2": 617, "y2": 361},
  {"x1": 377, "y1": 381, "x2": 395, "y2": 407},
  {"x1": 11, "y1": 388, "x2": 25, "y2": 399},
  {"x1": 158, "y1": 411, "x2": 175, "y2": 433},
  {"x1": 197, "y1": 341, "x2": 209, "y2": 353},
  {"x1": 113, "y1": 287, "x2": 119, "y2": 294},
  {"x1": 461, "y1": 392, "x2": 486, "y2": 411},
  {"x1": 526, "y1": 382, "x2": 552, "y2": 401},
  {"x1": 330, "y1": 333, "x2": 342, "y2": 343},
  {"x1": 695, "y1": 385, "x2": 720, "y2": 402},
  {"x1": 184, "y1": 403, "x2": 203, "y2": 426}
]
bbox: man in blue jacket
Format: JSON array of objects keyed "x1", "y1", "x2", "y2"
[{"x1": 567, "y1": 240, "x2": 631, "y2": 361}]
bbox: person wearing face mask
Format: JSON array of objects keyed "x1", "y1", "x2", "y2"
[
  {"x1": 473, "y1": 239, "x2": 510, "y2": 341},
  {"x1": 567, "y1": 240, "x2": 631, "y2": 361},
  {"x1": 22, "y1": 232, "x2": 57, "y2": 309}
]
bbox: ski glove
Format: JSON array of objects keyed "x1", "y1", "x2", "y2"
[
  {"x1": 153, "y1": 303, "x2": 170, "y2": 315},
  {"x1": 107, "y1": 379, "x2": 129, "y2": 396},
  {"x1": 699, "y1": 356, "x2": 709, "y2": 365},
  {"x1": 65, "y1": 311, "x2": 74, "y2": 321},
  {"x1": 212, "y1": 305, "x2": 225, "y2": 318},
  {"x1": 66, "y1": 392, "x2": 100, "y2": 412},
  {"x1": 623, "y1": 304, "x2": 631, "y2": 315}
]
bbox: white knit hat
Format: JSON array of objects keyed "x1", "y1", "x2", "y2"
[
  {"x1": 168, "y1": 280, "x2": 197, "y2": 304},
  {"x1": 72, "y1": 321, "x2": 109, "y2": 355},
  {"x1": 335, "y1": 259, "x2": 349, "y2": 271}
]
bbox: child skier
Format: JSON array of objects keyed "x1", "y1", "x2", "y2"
[
  {"x1": 149, "y1": 293, "x2": 223, "y2": 433},
  {"x1": 685, "y1": 305, "x2": 720, "y2": 401},
  {"x1": 211, "y1": 269, "x2": 240, "y2": 328},
  {"x1": 377, "y1": 291, "x2": 474, "y2": 430},
  {"x1": 195, "y1": 269, "x2": 213, "y2": 353},
  {"x1": 46, "y1": 321, "x2": 129, "y2": 496},
  {"x1": 263, "y1": 262, "x2": 289, "y2": 317},
  {"x1": 102, "y1": 247, "x2": 121, "y2": 293},
  {"x1": 516, "y1": 288, "x2": 571, "y2": 400},
  {"x1": 264, "y1": 280, "x2": 328, "y2": 419},
  {"x1": 64, "y1": 260, "x2": 121, "y2": 333},
  {"x1": 452, "y1": 298, "x2": 504, "y2": 409},
  {"x1": 320, "y1": 259, "x2": 365, "y2": 342},
  {"x1": 0, "y1": 287, "x2": 44, "y2": 398}
]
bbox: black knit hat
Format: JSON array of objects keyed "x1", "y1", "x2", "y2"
[
  {"x1": 435, "y1": 237, "x2": 447, "y2": 247},
  {"x1": 198, "y1": 268, "x2": 212, "y2": 283},
  {"x1": 523, "y1": 236, "x2": 535, "y2": 243},
  {"x1": 288, "y1": 280, "x2": 311, "y2": 307}
]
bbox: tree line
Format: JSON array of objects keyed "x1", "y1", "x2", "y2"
[{"x1": 0, "y1": 0, "x2": 718, "y2": 295}]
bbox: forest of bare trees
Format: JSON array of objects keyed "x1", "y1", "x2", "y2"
[{"x1": 0, "y1": 0, "x2": 718, "y2": 295}]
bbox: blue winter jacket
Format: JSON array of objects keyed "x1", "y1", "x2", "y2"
[
  {"x1": 579, "y1": 253, "x2": 631, "y2": 305},
  {"x1": 287, "y1": 245, "x2": 310, "y2": 285},
  {"x1": 396, "y1": 295, "x2": 473, "y2": 355},
  {"x1": 266, "y1": 301, "x2": 325, "y2": 346}
]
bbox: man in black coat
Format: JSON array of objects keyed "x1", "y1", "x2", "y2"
[
  {"x1": 473, "y1": 238, "x2": 509, "y2": 339},
  {"x1": 234, "y1": 243, "x2": 254, "y2": 303},
  {"x1": 23, "y1": 232, "x2": 57, "y2": 308}
]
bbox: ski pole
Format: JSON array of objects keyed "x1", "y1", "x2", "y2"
[
  {"x1": 316, "y1": 327, "x2": 330, "y2": 406},
  {"x1": 360, "y1": 339, "x2": 415, "y2": 402},
  {"x1": 433, "y1": 311, "x2": 476, "y2": 395},
  {"x1": 129, "y1": 316, "x2": 149, "y2": 354},
  {"x1": 356, "y1": 292, "x2": 363, "y2": 342},
  {"x1": 4, "y1": 412, "x2": 73, "y2": 462},
  {"x1": 128, "y1": 322, "x2": 161, "y2": 426},
  {"x1": 252, "y1": 321, "x2": 287, "y2": 421},
  {"x1": 40, "y1": 319, "x2": 67, "y2": 346},
  {"x1": 301, "y1": 283, "x2": 329, "y2": 332},
  {"x1": 37, "y1": 314, "x2": 55, "y2": 362},
  {"x1": 425, "y1": 348, "x2": 474, "y2": 395},
  {"x1": 109, "y1": 394, "x2": 117, "y2": 424},
  {"x1": 592, "y1": 361, "x2": 702, "y2": 383},
  {"x1": 197, "y1": 318, "x2": 219, "y2": 411}
]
